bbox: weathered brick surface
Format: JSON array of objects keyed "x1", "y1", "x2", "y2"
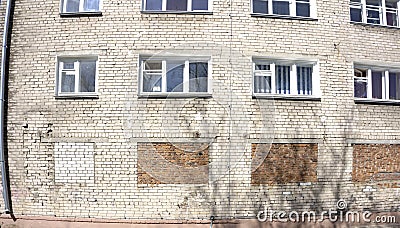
[
  {"x1": 251, "y1": 143, "x2": 318, "y2": 185},
  {"x1": 0, "y1": 0, "x2": 398, "y2": 222},
  {"x1": 137, "y1": 142, "x2": 209, "y2": 184},
  {"x1": 353, "y1": 144, "x2": 400, "y2": 188}
]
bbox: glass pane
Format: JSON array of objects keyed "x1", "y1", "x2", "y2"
[
  {"x1": 189, "y1": 62, "x2": 208, "y2": 92},
  {"x1": 255, "y1": 64, "x2": 270, "y2": 70},
  {"x1": 79, "y1": 61, "x2": 96, "y2": 92},
  {"x1": 146, "y1": 0, "x2": 162, "y2": 10},
  {"x1": 61, "y1": 73, "x2": 75, "y2": 92},
  {"x1": 275, "y1": 65, "x2": 290, "y2": 94},
  {"x1": 192, "y1": 0, "x2": 208, "y2": 10},
  {"x1": 66, "y1": 0, "x2": 80, "y2": 12},
  {"x1": 389, "y1": 72, "x2": 400, "y2": 100},
  {"x1": 63, "y1": 62, "x2": 75, "y2": 70},
  {"x1": 367, "y1": 9, "x2": 380, "y2": 24},
  {"x1": 371, "y1": 71, "x2": 382, "y2": 99},
  {"x1": 145, "y1": 61, "x2": 162, "y2": 70},
  {"x1": 143, "y1": 74, "x2": 162, "y2": 92},
  {"x1": 297, "y1": 66, "x2": 312, "y2": 95},
  {"x1": 254, "y1": 76, "x2": 271, "y2": 93},
  {"x1": 166, "y1": 62, "x2": 184, "y2": 92},
  {"x1": 387, "y1": 11, "x2": 397, "y2": 26},
  {"x1": 350, "y1": 8, "x2": 362, "y2": 22},
  {"x1": 273, "y1": 0, "x2": 290, "y2": 15},
  {"x1": 253, "y1": 0, "x2": 268, "y2": 14},
  {"x1": 296, "y1": 2, "x2": 310, "y2": 17},
  {"x1": 354, "y1": 79, "x2": 367, "y2": 98},
  {"x1": 166, "y1": 0, "x2": 187, "y2": 11},
  {"x1": 84, "y1": 0, "x2": 99, "y2": 11}
]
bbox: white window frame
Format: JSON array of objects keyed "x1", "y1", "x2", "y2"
[
  {"x1": 142, "y1": 0, "x2": 212, "y2": 12},
  {"x1": 139, "y1": 56, "x2": 212, "y2": 97},
  {"x1": 56, "y1": 56, "x2": 99, "y2": 98},
  {"x1": 252, "y1": 58, "x2": 320, "y2": 98},
  {"x1": 60, "y1": 0, "x2": 102, "y2": 14},
  {"x1": 350, "y1": 0, "x2": 400, "y2": 27},
  {"x1": 251, "y1": 0, "x2": 317, "y2": 18},
  {"x1": 354, "y1": 64, "x2": 400, "y2": 101}
]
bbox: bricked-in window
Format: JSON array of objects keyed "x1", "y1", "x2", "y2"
[
  {"x1": 354, "y1": 65, "x2": 400, "y2": 100},
  {"x1": 140, "y1": 56, "x2": 211, "y2": 96},
  {"x1": 253, "y1": 58, "x2": 320, "y2": 97},
  {"x1": 142, "y1": 0, "x2": 210, "y2": 12},
  {"x1": 350, "y1": 0, "x2": 400, "y2": 27},
  {"x1": 252, "y1": 0, "x2": 316, "y2": 18},
  {"x1": 251, "y1": 143, "x2": 318, "y2": 185},
  {"x1": 56, "y1": 57, "x2": 98, "y2": 97},
  {"x1": 60, "y1": 0, "x2": 101, "y2": 14}
]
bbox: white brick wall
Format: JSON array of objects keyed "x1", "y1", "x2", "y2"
[{"x1": 54, "y1": 142, "x2": 95, "y2": 184}]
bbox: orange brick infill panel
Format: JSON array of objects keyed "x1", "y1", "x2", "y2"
[
  {"x1": 352, "y1": 144, "x2": 400, "y2": 188},
  {"x1": 137, "y1": 142, "x2": 209, "y2": 185},
  {"x1": 251, "y1": 143, "x2": 318, "y2": 185}
]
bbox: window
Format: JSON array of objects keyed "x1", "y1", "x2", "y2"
[
  {"x1": 61, "y1": 0, "x2": 101, "y2": 14},
  {"x1": 253, "y1": 59, "x2": 319, "y2": 97},
  {"x1": 252, "y1": 0, "x2": 316, "y2": 18},
  {"x1": 56, "y1": 57, "x2": 98, "y2": 97},
  {"x1": 142, "y1": 0, "x2": 210, "y2": 12},
  {"x1": 350, "y1": 0, "x2": 400, "y2": 27},
  {"x1": 140, "y1": 57, "x2": 211, "y2": 96},
  {"x1": 354, "y1": 65, "x2": 400, "y2": 101}
]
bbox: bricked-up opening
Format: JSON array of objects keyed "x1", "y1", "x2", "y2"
[
  {"x1": 137, "y1": 142, "x2": 209, "y2": 185},
  {"x1": 353, "y1": 144, "x2": 400, "y2": 188},
  {"x1": 251, "y1": 143, "x2": 318, "y2": 185}
]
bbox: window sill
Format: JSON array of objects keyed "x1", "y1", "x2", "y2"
[
  {"x1": 140, "y1": 11, "x2": 212, "y2": 15},
  {"x1": 253, "y1": 94, "x2": 321, "y2": 101},
  {"x1": 138, "y1": 92, "x2": 212, "y2": 98},
  {"x1": 354, "y1": 98, "x2": 400, "y2": 105},
  {"x1": 55, "y1": 94, "x2": 99, "y2": 99},
  {"x1": 251, "y1": 13, "x2": 318, "y2": 21},
  {"x1": 60, "y1": 12, "x2": 102, "y2": 17},
  {"x1": 350, "y1": 21, "x2": 400, "y2": 30}
]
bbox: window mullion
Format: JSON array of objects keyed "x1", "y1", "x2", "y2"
[
  {"x1": 397, "y1": 1, "x2": 400, "y2": 26},
  {"x1": 382, "y1": 0, "x2": 387, "y2": 25},
  {"x1": 162, "y1": 61, "x2": 167, "y2": 93},
  {"x1": 290, "y1": 0, "x2": 296, "y2": 16},
  {"x1": 59, "y1": 62, "x2": 64, "y2": 94},
  {"x1": 367, "y1": 69, "x2": 372, "y2": 98},
  {"x1": 75, "y1": 61, "x2": 80, "y2": 93},
  {"x1": 361, "y1": 0, "x2": 367, "y2": 23},
  {"x1": 290, "y1": 64, "x2": 297, "y2": 95},
  {"x1": 187, "y1": 0, "x2": 192, "y2": 11},
  {"x1": 183, "y1": 61, "x2": 190, "y2": 92},
  {"x1": 162, "y1": 0, "x2": 167, "y2": 11},
  {"x1": 384, "y1": 70, "x2": 389, "y2": 99},
  {"x1": 79, "y1": 0, "x2": 84, "y2": 11},
  {"x1": 268, "y1": 0, "x2": 273, "y2": 14},
  {"x1": 271, "y1": 63, "x2": 276, "y2": 93}
]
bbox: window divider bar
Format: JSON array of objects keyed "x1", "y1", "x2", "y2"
[
  {"x1": 268, "y1": 0, "x2": 273, "y2": 14},
  {"x1": 162, "y1": 61, "x2": 167, "y2": 93},
  {"x1": 290, "y1": 0, "x2": 296, "y2": 16},
  {"x1": 290, "y1": 64, "x2": 297, "y2": 95},
  {"x1": 75, "y1": 61, "x2": 80, "y2": 93},
  {"x1": 382, "y1": 0, "x2": 388, "y2": 25},
  {"x1": 367, "y1": 69, "x2": 372, "y2": 98},
  {"x1": 79, "y1": 0, "x2": 84, "y2": 12},
  {"x1": 162, "y1": 0, "x2": 167, "y2": 11},
  {"x1": 361, "y1": 0, "x2": 367, "y2": 23},
  {"x1": 271, "y1": 63, "x2": 276, "y2": 94},
  {"x1": 183, "y1": 61, "x2": 190, "y2": 92},
  {"x1": 188, "y1": 0, "x2": 192, "y2": 12},
  {"x1": 385, "y1": 70, "x2": 389, "y2": 99}
]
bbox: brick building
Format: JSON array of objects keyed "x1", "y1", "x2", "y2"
[{"x1": 0, "y1": 0, "x2": 398, "y2": 226}]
